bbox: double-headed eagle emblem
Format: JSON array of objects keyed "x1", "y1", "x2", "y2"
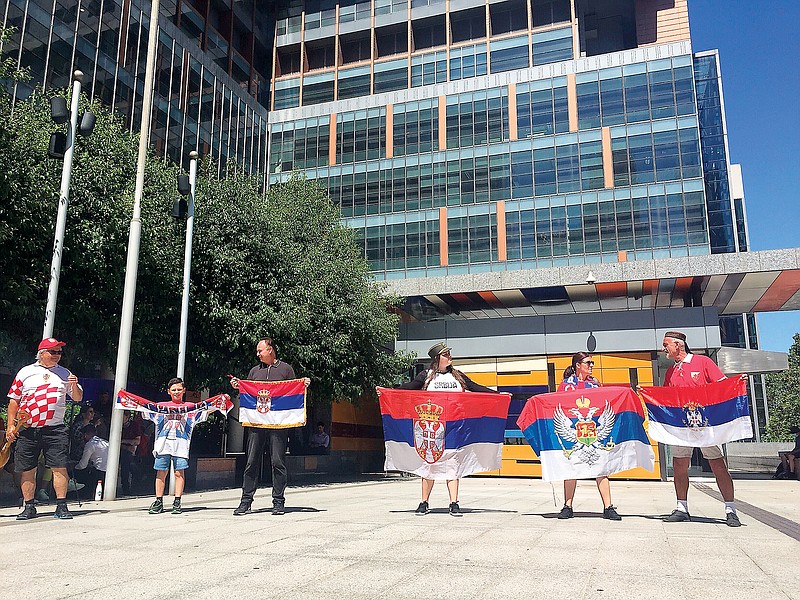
[{"x1": 553, "y1": 397, "x2": 616, "y2": 465}]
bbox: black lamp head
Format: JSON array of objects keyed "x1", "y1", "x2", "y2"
[
  {"x1": 48, "y1": 132, "x2": 67, "y2": 158},
  {"x1": 177, "y1": 174, "x2": 191, "y2": 196},
  {"x1": 78, "y1": 111, "x2": 96, "y2": 136},
  {"x1": 172, "y1": 197, "x2": 188, "y2": 220},
  {"x1": 50, "y1": 96, "x2": 69, "y2": 125}
]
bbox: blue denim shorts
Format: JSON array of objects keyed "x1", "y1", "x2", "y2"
[{"x1": 153, "y1": 454, "x2": 189, "y2": 471}]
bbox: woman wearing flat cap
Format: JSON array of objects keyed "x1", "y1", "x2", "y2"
[{"x1": 398, "y1": 342, "x2": 497, "y2": 516}]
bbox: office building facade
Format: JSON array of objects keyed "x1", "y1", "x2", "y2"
[
  {"x1": 0, "y1": 0, "x2": 272, "y2": 173},
  {"x1": 266, "y1": 0, "x2": 799, "y2": 472}
]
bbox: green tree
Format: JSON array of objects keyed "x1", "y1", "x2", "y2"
[
  {"x1": 0, "y1": 91, "x2": 411, "y2": 403},
  {"x1": 187, "y1": 174, "x2": 412, "y2": 401},
  {"x1": 764, "y1": 333, "x2": 800, "y2": 441}
]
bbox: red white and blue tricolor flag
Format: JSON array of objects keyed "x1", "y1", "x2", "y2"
[
  {"x1": 377, "y1": 388, "x2": 511, "y2": 480},
  {"x1": 238, "y1": 379, "x2": 307, "y2": 428},
  {"x1": 639, "y1": 377, "x2": 752, "y2": 447},
  {"x1": 516, "y1": 387, "x2": 653, "y2": 481}
]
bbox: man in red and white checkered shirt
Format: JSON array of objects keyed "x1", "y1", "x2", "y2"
[{"x1": 5, "y1": 338, "x2": 83, "y2": 520}]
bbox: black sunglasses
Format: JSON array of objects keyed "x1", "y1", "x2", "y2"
[{"x1": 47, "y1": 349, "x2": 63, "y2": 355}]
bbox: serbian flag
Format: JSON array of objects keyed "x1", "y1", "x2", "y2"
[
  {"x1": 116, "y1": 390, "x2": 233, "y2": 415},
  {"x1": 639, "y1": 377, "x2": 752, "y2": 447},
  {"x1": 378, "y1": 388, "x2": 511, "y2": 480},
  {"x1": 238, "y1": 379, "x2": 307, "y2": 428},
  {"x1": 517, "y1": 387, "x2": 653, "y2": 481}
]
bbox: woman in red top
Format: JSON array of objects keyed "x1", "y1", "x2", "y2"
[{"x1": 555, "y1": 352, "x2": 621, "y2": 521}]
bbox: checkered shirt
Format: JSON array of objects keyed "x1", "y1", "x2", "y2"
[{"x1": 7, "y1": 363, "x2": 72, "y2": 427}]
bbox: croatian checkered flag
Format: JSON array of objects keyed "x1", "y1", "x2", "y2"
[{"x1": 18, "y1": 388, "x2": 58, "y2": 428}]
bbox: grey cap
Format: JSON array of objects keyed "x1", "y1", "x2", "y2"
[{"x1": 427, "y1": 342, "x2": 452, "y2": 359}]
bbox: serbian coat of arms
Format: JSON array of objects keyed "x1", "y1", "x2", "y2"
[
  {"x1": 256, "y1": 388, "x2": 272, "y2": 414},
  {"x1": 413, "y1": 399, "x2": 445, "y2": 464},
  {"x1": 682, "y1": 401, "x2": 708, "y2": 430},
  {"x1": 553, "y1": 397, "x2": 616, "y2": 465}
]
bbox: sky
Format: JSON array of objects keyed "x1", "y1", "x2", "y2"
[{"x1": 688, "y1": 0, "x2": 800, "y2": 352}]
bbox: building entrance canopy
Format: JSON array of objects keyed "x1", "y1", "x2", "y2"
[{"x1": 390, "y1": 249, "x2": 800, "y2": 322}]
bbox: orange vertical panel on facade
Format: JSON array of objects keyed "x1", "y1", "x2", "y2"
[
  {"x1": 567, "y1": 73, "x2": 578, "y2": 132},
  {"x1": 329, "y1": 113, "x2": 337, "y2": 166},
  {"x1": 496, "y1": 201, "x2": 507, "y2": 261},
  {"x1": 386, "y1": 104, "x2": 393, "y2": 158},
  {"x1": 507, "y1": 84, "x2": 517, "y2": 141},
  {"x1": 602, "y1": 126, "x2": 614, "y2": 188},
  {"x1": 439, "y1": 206, "x2": 448, "y2": 266}
]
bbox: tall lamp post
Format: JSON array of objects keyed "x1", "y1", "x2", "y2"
[
  {"x1": 176, "y1": 151, "x2": 199, "y2": 380},
  {"x1": 43, "y1": 70, "x2": 95, "y2": 338},
  {"x1": 168, "y1": 150, "x2": 198, "y2": 495},
  {"x1": 105, "y1": 0, "x2": 161, "y2": 500}
]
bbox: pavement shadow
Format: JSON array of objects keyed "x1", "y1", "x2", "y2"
[
  {"x1": 0, "y1": 508, "x2": 110, "y2": 520},
  {"x1": 390, "y1": 507, "x2": 517, "y2": 515}
]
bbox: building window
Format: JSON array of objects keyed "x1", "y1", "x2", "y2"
[
  {"x1": 489, "y1": 35, "x2": 530, "y2": 74},
  {"x1": 374, "y1": 58, "x2": 409, "y2": 93},
  {"x1": 449, "y1": 43, "x2": 487, "y2": 81},
  {"x1": 451, "y1": 7, "x2": 486, "y2": 44},
  {"x1": 411, "y1": 51, "x2": 447, "y2": 86},
  {"x1": 532, "y1": 27, "x2": 573, "y2": 66}
]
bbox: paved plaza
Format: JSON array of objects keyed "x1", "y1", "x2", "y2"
[{"x1": 1, "y1": 476, "x2": 798, "y2": 599}]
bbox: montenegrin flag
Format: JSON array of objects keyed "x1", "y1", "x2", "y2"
[
  {"x1": 238, "y1": 379, "x2": 307, "y2": 428},
  {"x1": 516, "y1": 387, "x2": 653, "y2": 481},
  {"x1": 639, "y1": 376, "x2": 752, "y2": 447},
  {"x1": 377, "y1": 388, "x2": 511, "y2": 480}
]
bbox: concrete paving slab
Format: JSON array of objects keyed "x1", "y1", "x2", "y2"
[{"x1": 1, "y1": 477, "x2": 799, "y2": 600}]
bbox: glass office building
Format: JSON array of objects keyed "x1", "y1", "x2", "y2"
[
  {"x1": 0, "y1": 0, "x2": 273, "y2": 173},
  {"x1": 266, "y1": 0, "x2": 781, "y2": 460}
]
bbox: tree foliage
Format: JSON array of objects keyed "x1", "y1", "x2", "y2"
[
  {"x1": 0, "y1": 89, "x2": 411, "y2": 403},
  {"x1": 764, "y1": 333, "x2": 800, "y2": 441}
]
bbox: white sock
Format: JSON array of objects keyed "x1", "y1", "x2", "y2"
[
  {"x1": 724, "y1": 501, "x2": 736, "y2": 514},
  {"x1": 676, "y1": 500, "x2": 689, "y2": 513}
]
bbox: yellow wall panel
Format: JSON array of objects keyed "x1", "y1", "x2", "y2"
[
  {"x1": 466, "y1": 372, "x2": 499, "y2": 387},
  {"x1": 497, "y1": 372, "x2": 549, "y2": 386}
]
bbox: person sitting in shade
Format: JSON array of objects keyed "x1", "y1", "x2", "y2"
[
  {"x1": 556, "y1": 352, "x2": 621, "y2": 521},
  {"x1": 398, "y1": 342, "x2": 498, "y2": 517},
  {"x1": 73, "y1": 424, "x2": 108, "y2": 493},
  {"x1": 309, "y1": 422, "x2": 330, "y2": 454}
]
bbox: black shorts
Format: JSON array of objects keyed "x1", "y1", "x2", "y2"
[{"x1": 14, "y1": 424, "x2": 69, "y2": 472}]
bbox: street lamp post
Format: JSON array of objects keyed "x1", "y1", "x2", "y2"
[
  {"x1": 177, "y1": 151, "x2": 199, "y2": 380},
  {"x1": 105, "y1": 0, "x2": 161, "y2": 500},
  {"x1": 169, "y1": 150, "x2": 198, "y2": 496},
  {"x1": 43, "y1": 70, "x2": 85, "y2": 338}
]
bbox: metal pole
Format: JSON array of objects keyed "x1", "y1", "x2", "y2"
[
  {"x1": 105, "y1": 0, "x2": 160, "y2": 500},
  {"x1": 43, "y1": 70, "x2": 83, "y2": 338},
  {"x1": 171, "y1": 150, "x2": 198, "y2": 496},
  {"x1": 176, "y1": 151, "x2": 198, "y2": 380}
]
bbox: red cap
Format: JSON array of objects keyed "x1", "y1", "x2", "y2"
[{"x1": 38, "y1": 338, "x2": 66, "y2": 351}]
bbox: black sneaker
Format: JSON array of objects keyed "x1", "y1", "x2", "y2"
[
  {"x1": 148, "y1": 499, "x2": 164, "y2": 514},
  {"x1": 272, "y1": 502, "x2": 285, "y2": 516},
  {"x1": 663, "y1": 509, "x2": 691, "y2": 522},
  {"x1": 16, "y1": 503, "x2": 37, "y2": 520},
  {"x1": 172, "y1": 498, "x2": 182, "y2": 515},
  {"x1": 449, "y1": 502, "x2": 463, "y2": 517},
  {"x1": 726, "y1": 512, "x2": 742, "y2": 527},
  {"x1": 557, "y1": 505, "x2": 574, "y2": 519},
  {"x1": 415, "y1": 501, "x2": 430, "y2": 516},
  {"x1": 233, "y1": 501, "x2": 252, "y2": 516},
  {"x1": 603, "y1": 505, "x2": 622, "y2": 521},
  {"x1": 54, "y1": 503, "x2": 73, "y2": 520}
]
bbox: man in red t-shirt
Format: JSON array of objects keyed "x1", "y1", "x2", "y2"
[{"x1": 661, "y1": 330, "x2": 741, "y2": 527}]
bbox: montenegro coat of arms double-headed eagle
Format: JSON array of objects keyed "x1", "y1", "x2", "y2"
[{"x1": 553, "y1": 397, "x2": 616, "y2": 465}]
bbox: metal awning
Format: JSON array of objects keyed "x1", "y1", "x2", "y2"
[{"x1": 388, "y1": 248, "x2": 800, "y2": 322}]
